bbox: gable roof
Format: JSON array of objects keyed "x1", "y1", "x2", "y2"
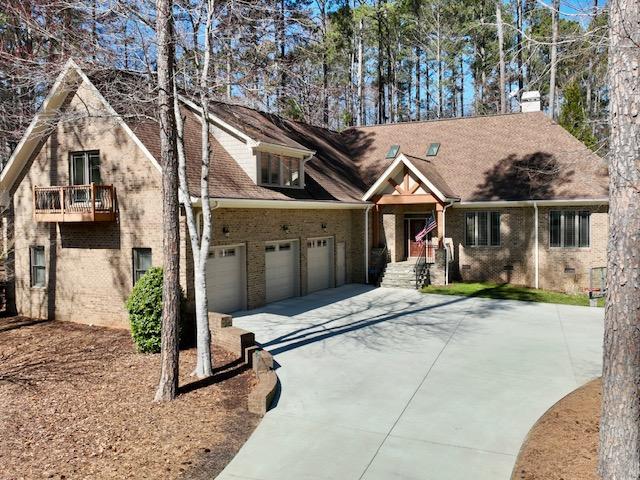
[
  {"x1": 362, "y1": 153, "x2": 458, "y2": 202},
  {"x1": 192, "y1": 101, "x2": 608, "y2": 204},
  {"x1": 128, "y1": 105, "x2": 366, "y2": 203},
  {"x1": 0, "y1": 59, "x2": 161, "y2": 206},
  {"x1": 344, "y1": 113, "x2": 608, "y2": 202},
  {"x1": 2, "y1": 61, "x2": 608, "y2": 208}
]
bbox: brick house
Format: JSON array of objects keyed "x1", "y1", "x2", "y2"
[{"x1": 0, "y1": 60, "x2": 608, "y2": 328}]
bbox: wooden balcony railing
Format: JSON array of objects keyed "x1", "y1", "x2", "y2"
[{"x1": 33, "y1": 184, "x2": 117, "y2": 222}]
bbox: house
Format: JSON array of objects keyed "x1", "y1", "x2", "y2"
[{"x1": 0, "y1": 60, "x2": 609, "y2": 328}]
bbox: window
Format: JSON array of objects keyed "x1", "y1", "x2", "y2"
[
  {"x1": 426, "y1": 143, "x2": 440, "y2": 156},
  {"x1": 30, "y1": 246, "x2": 45, "y2": 287},
  {"x1": 133, "y1": 248, "x2": 152, "y2": 284},
  {"x1": 385, "y1": 144, "x2": 400, "y2": 159},
  {"x1": 549, "y1": 211, "x2": 590, "y2": 248},
  {"x1": 259, "y1": 153, "x2": 302, "y2": 188},
  {"x1": 282, "y1": 157, "x2": 301, "y2": 187},
  {"x1": 70, "y1": 151, "x2": 101, "y2": 202},
  {"x1": 465, "y1": 212, "x2": 501, "y2": 246},
  {"x1": 70, "y1": 150, "x2": 101, "y2": 185}
]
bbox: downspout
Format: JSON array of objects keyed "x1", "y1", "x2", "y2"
[
  {"x1": 534, "y1": 201, "x2": 539, "y2": 289},
  {"x1": 364, "y1": 204, "x2": 374, "y2": 284},
  {"x1": 442, "y1": 200, "x2": 455, "y2": 285}
]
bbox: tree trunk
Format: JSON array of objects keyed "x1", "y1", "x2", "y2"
[
  {"x1": 436, "y1": 9, "x2": 443, "y2": 119},
  {"x1": 496, "y1": 1, "x2": 506, "y2": 114},
  {"x1": 425, "y1": 61, "x2": 430, "y2": 118},
  {"x1": 320, "y1": 0, "x2": 329, "y2": 127},
  {"x1": 549, "y1": 0, "x2": 559, "y2": 119},
  {"x1": 459, "y1": 55, "x2": 464, "y2": 117},
  {"x1": 276, "y1": 0, "x2": 285, "y2": 114},
  {"x1": 516, "y1": 0, "x2": 523, "y2": 92},
  {"x1": 357, "y1": 15, "x2": 364, "y2": 126},
  {"x1": 154, "y1": 0, "x2": 180, "y2": 403},
  {"x1": 175, "y1": 0, "x2": 215, "y2": 380},
  {"x1": 415, "y1": 46, "x2": 421, "y2": 121},
  {"x1": 226, "y1": 39, "x2": 232, "y2": 100},
  {"x1": 376, "y1": 0, "x2": 385, "y2": 124},
  {"x1": 599, "y1": 0, "x2": 640, "y2": 478}
]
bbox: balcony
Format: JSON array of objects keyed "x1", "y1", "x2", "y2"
[{"x1": 33, "y1": 184, "x2": 117, "y2": 223}]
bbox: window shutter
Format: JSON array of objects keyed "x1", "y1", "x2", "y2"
[{"x1": 550, "y1": 211, "x2": 561, "y2": 247}]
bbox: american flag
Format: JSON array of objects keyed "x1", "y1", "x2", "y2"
[{"x1": 415, "y1": 217, "x2": 437, "y2": 243}]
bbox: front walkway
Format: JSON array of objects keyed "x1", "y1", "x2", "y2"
[{"x1": 217, "y1": 285, "x2": 603, "y2": 480}]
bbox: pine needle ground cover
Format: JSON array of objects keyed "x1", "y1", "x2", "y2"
[
  {"x1": 0, "y1": 318, "x2": 259, "y2": 479},
  {"x1": 421, "y1": 282, "x2": 604, "y2": 307},
  {"x1": 511, "y1": 378, "x2": 601, "y2": 480}
]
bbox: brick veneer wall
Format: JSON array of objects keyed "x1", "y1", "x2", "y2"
[
  {"x1": 445, "y1": 205, "x2": 608, "y2": 293},
  {"x1": 207, "y1": 207, "x2": 366, "y2": 309},
  {"x1": 11, "y1": 80, "x2": 187, "y2": 328},
  {"x1": 537, "y1": 205, "x2": 608, "y2": 293},
  {"x1": 11, "y1": 78, "x2": 367, "y2": 327}
]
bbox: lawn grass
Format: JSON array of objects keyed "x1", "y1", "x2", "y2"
[{"x1": 420, "y1": 282, "x2": 604, "y2": 307}]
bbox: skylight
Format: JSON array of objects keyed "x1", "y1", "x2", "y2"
[
  {"x1": 426, "y1": 143, "x2": 440, "y2": 156},
  {"x1": 385, "y1": 144, "x2": 400, "y2": 159}
]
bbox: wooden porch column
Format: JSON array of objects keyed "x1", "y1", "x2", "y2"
[{"x1": 436, "y1": 203, "x2": 444, "y2": 244}]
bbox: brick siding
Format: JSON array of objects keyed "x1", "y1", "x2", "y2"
[
  {"x1": 206, "y1": 207, "x2": 366, "y2": 309},
  {"x1": 446, "y1": 205, "x2": 608, "y2": 293},
  {"x1": 10, "y1": 78, "x2": 367, "y2": 328}
]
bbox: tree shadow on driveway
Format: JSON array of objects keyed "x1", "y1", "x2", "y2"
[{"x1": 241, "y1": 287, "x2": 518, "y2": 357}]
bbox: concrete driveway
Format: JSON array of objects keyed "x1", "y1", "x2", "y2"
[{"x1": 217, "y1": 285, "x2": 603, "y2": 480}]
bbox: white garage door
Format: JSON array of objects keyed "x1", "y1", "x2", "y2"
[
  {"x1": 307, "y1": 237, "x2": 333, "y2": 293},
  {"x1": 206, "y1": 245, "x2": 246, "y2": 313},
  {"x1": 265, "y1": 240, "x2": 299, "y2": 303}
]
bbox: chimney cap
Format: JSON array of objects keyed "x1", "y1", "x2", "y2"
[
  {"x1": 521, "y1": 90, "x2": 541, "y2": 101},
  {"x1": 520, "y1": 90, "x2": 541, "y2": 112}
]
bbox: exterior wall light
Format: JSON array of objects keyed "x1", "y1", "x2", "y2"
[
  {"x1": 222, "y1": 225, "x2": 230, "y2": 237},
  {"x1": 281, "y1": 224, "x2": 289, "y2": 233},
  {"x1": 321, "y1": 222, "x2": 327, "y2": 231}
]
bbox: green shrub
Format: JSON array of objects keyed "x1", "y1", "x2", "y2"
[{"x1": 126, "y1": 267, "x2": 186, "y2": 353}]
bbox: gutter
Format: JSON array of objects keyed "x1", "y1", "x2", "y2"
[
  {"x1": 454, "y1": 198, "x2": 608, "y2": 208},
  {"x1": 442, "y1": 200, "x2": 456, "y2": 285},
  {"x1": 254, "y1": 141, "x2": 316, "y2": 158},
  {"x1": 192, "y1": 197, "x2": 371, "y2": 210}
]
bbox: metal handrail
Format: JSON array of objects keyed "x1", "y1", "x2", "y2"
[{"x1": 414, "y1": 242, "x2": 427, "y2": 289}]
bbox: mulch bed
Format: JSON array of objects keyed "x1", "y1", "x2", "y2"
[
  {"x1": 512, "y1": 378, "x2": 601, "y2": 480},
  {"x1": 0, "y1": 317, "x2": 260, "y2": 480}
]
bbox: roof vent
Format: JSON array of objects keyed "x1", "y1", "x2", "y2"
[
  {"x1": 426, "y1": 143, "x2": 440, "y2": 157},
  {"x1": 520, "y1": 91, "x2": 541, "y2": 112},
  {"x1": 385, "y1": 144, "x2": 400, "y2": 159}
]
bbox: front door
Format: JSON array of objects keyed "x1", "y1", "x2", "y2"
[{"x1": 408, "y1": 218, "x2": 426, "y2": 257}]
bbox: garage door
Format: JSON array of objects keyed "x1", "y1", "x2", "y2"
[
  {"x1": 307, "y1": 237, "x2": 333, "y2": 293},
  {"x1": 265, "y1": 240, "x2": 299, "y2": 303},
  {"x1": 206, "y1": 245, "x2": 246, "y2": 313}
]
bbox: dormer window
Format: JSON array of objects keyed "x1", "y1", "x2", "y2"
[{"x1": 259, "y1": 152, "x2": 302, "y2": 188}]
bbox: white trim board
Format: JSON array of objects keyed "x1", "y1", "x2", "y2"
[
  {"x1": 0, "y1": 58, "x2": 161, "y2": 202},
  {"x1": 454, "y1": 198, "x2": 609, "y2": 208},
  {"x1": 361, "y1": 153, "x2": 457, "y2": 203},
  {"x1": 192, "y1": 197, "x2": 370, "y2": 210}
]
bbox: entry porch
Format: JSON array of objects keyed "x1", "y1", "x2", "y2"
[{"x1": 363, "y1": 153, "x2": 459, "y2": 287}]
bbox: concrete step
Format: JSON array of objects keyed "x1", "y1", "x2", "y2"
[
  {"x1": 380, "y1": 282, "x2": 417, "y2": 289},
  {"x1": 382, "y1": 272, "x2": 416, "y2": 280}
]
